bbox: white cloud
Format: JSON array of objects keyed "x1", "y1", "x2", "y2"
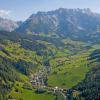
[{"x1": 0, "y1": 10, "x2": 11, "y2": 18}]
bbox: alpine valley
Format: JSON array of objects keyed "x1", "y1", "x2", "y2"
[{"x1": 0, "y1": 8, "x2": 100, "y2": 100}]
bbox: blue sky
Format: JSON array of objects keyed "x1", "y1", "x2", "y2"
[{"x1": 0, "y1": 0, "x2": 100, "y2": 21}]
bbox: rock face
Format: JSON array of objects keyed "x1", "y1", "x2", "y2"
[
  {"x1": 0, "y1": 17, "x2": 21, "y2": 32},
  {"x1": 16, "y1": 8, "x2": 100, "y2": 43},
  {"x1": 16, "y1": 8, "x2": 100, "y2": 33}
]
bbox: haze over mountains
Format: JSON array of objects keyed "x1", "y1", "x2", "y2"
[{"x1": 0, "y1": 17, "x2": 22, "y2": 32}]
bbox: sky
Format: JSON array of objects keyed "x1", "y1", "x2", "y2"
[{"x1": 0, "y1": 0, "x2": 100, "y2": 21}]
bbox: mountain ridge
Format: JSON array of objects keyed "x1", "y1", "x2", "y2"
[
  {"x1": 0, "y1": 17, "x2": 22, "y2": 32},
  {"x1": 16, "y1": 8, "x2": 100, "y2": 43}
]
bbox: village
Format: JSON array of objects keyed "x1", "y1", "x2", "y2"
[{"x1": 29, "y1": 67, "x2": 75, "y2": 100}]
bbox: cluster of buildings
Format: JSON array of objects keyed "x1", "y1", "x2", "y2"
[{"x1": 30, "y1": 70, "x2": 47, "y2": 87}]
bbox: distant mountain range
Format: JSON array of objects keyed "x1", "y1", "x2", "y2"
[
  {"x1": 15, "y1": 8, "x2": 100, "y2": 43},
  {"x1": 0, "y1": 8, "x2": 100, "y2": 42},
  {"x1": 0, "y1": 17, "x2": 22, "y2": 32},
  {"x1": 16, "y1": 8, "x2": 100, "y2": 32}
]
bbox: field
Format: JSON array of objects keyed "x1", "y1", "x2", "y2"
[
  {"x1": 10, "y1": 89, "x2": 55, "y2": 100},
  {"x1": 48, "y1": 54, "x2": 90, "y2": 89},
  {"x1": 8, "y1": 82, "x2": 55, "y2": 100}
]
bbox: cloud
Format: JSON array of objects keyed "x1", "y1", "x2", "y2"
[{"x1": 0, "y1": 10, "x2": 11, "y2": 18}]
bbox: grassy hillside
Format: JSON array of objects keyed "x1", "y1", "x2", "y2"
[
  {"x1": 72, "y1": 49, "x2": 100, "y2": 100},
  {"x1": 0, "y1": 31, "x2": 100, "y2": 100},
  {"x1": 48, "y1": 54, "x2": 90, "y2": 89},
  {"x1": 8, "y1": 82, "x2": 55, "y2": 100}
]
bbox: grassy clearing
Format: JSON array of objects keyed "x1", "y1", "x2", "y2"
[
  {"x1": 9, "y1": 82, "x2": 55, "y2": 100},
  {"x1": 48, "y1": 66, "x2": 89, "y2": 89},
  {"x1": 10, "y1": 89, "x2": 55, "y2": 100},
  {"x1": 48, "y1": 55, "x2": 89, "y2": 89}
]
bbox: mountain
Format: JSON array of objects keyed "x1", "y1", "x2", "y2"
[
  {"x1": 0, "y1": 17, "x2": 22, "y2": 32},
  {"x1": 16, "y1": 8, "x2": 100, "y2": 43}
]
